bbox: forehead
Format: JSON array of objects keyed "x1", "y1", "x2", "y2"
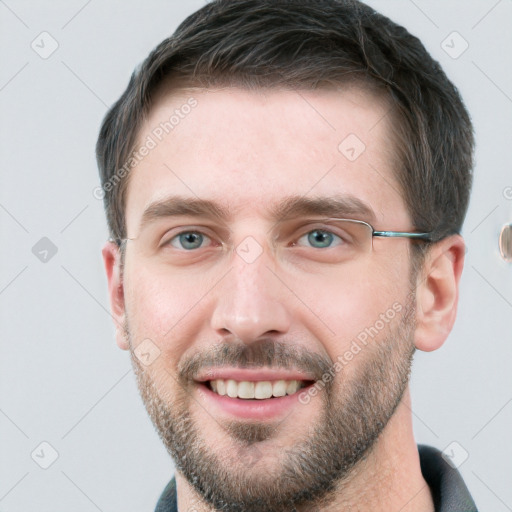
[{"x1": 125, "y1": 86, "x2": 410, "y2": 232}]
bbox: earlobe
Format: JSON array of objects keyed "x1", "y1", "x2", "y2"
[
  {"x1": 102, "y1": 241, "x2": 129, "y2": 351},
  {"x1": 413, "y1": 235, "x2": 465, "y2": 352}
]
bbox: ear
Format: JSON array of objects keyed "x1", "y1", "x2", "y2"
[
  {"x1": 413, "y1": 235, "x2": 465, "y2": 352},
  {"x1": 102, "y1": 241, "x2": 129, "y2": 350}
]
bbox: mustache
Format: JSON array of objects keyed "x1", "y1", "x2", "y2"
[{"x1": 178, "y1": 339, "x2": 334, "y2": 382}]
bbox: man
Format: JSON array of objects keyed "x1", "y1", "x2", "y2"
[{"x1": 96, "y1": 1, "x2": 477, "y2": 510}]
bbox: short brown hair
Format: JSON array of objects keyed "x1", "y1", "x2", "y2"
[{"x1": 96, "y1": 0, "x2": 474, "y2": 249}]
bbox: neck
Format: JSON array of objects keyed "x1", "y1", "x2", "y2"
[{"x1": 175, "y1": 387, "x2": 434, "y2": 512}]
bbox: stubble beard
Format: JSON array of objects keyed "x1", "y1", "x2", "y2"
[{"x1": 128, "y1": 299, "x2": 416, "y2": 512}]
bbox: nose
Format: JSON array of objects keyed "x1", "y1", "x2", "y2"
[{"x1": 210, "y1": 248, "x2": 292, "y2": 343}]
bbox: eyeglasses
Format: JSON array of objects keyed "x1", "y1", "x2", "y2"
[{"x1": 111, "y1": 218, "x2": 433, "y2": 265}]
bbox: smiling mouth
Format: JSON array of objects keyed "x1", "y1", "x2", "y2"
[{"x1": 205, "y1": 379, "x2": 313, "y2": 400}]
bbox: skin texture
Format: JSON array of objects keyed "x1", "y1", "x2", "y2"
[{"x1": 103, "y1": 87, "x2": 465, "y2": 511}]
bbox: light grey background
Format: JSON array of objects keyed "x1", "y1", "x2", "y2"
[{"x1": 0, "y1": 1, "x2": 510, "y2": 510}]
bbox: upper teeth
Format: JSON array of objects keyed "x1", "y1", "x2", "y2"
[{"x1": 209, "y1": 379, "x2": 306, "y2": 399}]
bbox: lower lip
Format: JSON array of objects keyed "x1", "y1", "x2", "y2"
[{"x1": 196, "y1": 383, "x2": 314, "y2": 420}]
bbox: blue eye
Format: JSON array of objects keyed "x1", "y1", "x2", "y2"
[
  {"x1": 298, "y1": 229, "x2": 342, "y2": 249},
  {"x1": 170, "y1": 231, "x2": 209, "y2": 250}
]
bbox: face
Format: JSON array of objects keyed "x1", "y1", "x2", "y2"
[{"x1": 117, "y1": 86, "x2": 418, "y2": 511}]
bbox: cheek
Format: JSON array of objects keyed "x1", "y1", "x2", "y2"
[
  {"x1": 302, "y1": 266, "x2": 407, "y2": 360},
  {"x1": 123, "y1": 262, "x2": 209, "y2": 359}
]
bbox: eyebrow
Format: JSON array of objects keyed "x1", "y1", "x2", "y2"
[
  {"x1": 140, "y1": 197, "x2": 229, "y2": 231},
  {"x1": 138, "y1": 194, "x2": 376, "y2": 231},
  {"x1": 270, "y1": 195, "x2": 376, "y2": 223}
]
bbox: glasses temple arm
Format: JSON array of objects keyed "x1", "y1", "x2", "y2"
[{"x1": 373, "y1": 230, "x2": 433, "y2": 241}]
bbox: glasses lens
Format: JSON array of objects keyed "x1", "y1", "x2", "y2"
[
  {"x1": 125, "y1": 218, "x2": 374, "y2": 265},
  {"x1": 326, "y1": 219, "x2": 373, "y2": 254}
]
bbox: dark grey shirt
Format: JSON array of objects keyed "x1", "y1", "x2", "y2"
[{"x1": 155, "y1": 444, "x2": 478, "y2": 511}]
